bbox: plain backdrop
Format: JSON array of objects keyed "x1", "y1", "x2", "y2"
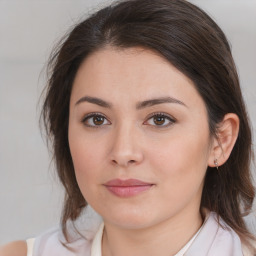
[{"x1": 0, "y1": 0, "x2": 255, "y2": 244}]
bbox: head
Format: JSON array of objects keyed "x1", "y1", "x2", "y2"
[{"x1": 42, "y1": 0, "x2": 255, "y2": 247}]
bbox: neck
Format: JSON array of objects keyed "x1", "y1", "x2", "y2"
[{"x1": 102, "y1": 209, "x2": 203, "y2": 256}]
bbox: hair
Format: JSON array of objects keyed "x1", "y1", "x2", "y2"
[{"x1": 42, "y1": 0, "x2": 255, "y2": 251}]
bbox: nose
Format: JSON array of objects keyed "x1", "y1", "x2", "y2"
[{"x1": 110, "y1": 124, "x2": 144, "y2": 168}]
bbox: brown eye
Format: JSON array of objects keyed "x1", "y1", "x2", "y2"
[
  {"x1": 153, "y1": 116, "x2": 165, "y2": 125},
  {"x1": 82, "y1": 113, "x2": 110, "y2": 127},
  {"x1": 144, "y1": 113, "x2": 176, "y2": 128},
  {"x1": 93, "y1": 116, "x2": 105, "y2": 125}
]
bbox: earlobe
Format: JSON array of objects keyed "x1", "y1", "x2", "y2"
[{"x1": 208, "y1": 113, "x2": 240, "y2": 168}]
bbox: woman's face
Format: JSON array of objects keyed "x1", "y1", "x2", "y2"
[{"x1": 69, "y1": 47, "x2": 215, "y2": 229}]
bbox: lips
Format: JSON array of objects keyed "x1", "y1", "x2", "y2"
[{"x1": 104, "y1": 179, "x2": 153, "y2": 197}]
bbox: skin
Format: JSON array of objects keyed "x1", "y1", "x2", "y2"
[
  {"x1": 68, "y1": 46, "x2": 239, "y2": 256},
  {"x1": 1, "y1": 46, "x2": 239, "y2": 256},
  {"x1": 0, "y1": 241, "x2": 26, "y2": 256}
]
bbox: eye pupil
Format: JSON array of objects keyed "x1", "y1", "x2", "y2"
[
  {"x1": 154, "y1": 116, "x2": 165, "y2": 125},
  {"x1": 93, "y1": 116, "x2": 104, "y2": 125}
]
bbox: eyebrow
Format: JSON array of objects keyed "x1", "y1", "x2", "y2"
[
  {"x1": 75, "y1": 96, "x2": 112, "y2": 108},
  {"x1": 136, "y1": 97, "x2": 187, "y2": 109},
  {"x1": 75, "y1": 96, "x2": 187, "y2": 109}
]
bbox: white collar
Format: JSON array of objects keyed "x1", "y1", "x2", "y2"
[{"x1": 91, "y1": 222, "x2": 104, "y2": 256}]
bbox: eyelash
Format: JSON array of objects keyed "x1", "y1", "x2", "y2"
[
  {"x1": 81, "y1": 112, "x2": 176, "y2": 128},
  {"x1": 144, "y1": 112, "x2": 176, "y2": 128},
  {"x1": 81, "y1": 112, "x2": 111, "y2": 128}
]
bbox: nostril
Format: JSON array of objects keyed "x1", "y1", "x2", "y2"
[
  {"x1": 111, "y1": 159, "x2": 136, "y2": 166},
  {"x1": 112, "y1": 159, "x2": 118, "y2": 164}
]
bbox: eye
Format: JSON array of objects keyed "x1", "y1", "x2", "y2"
[
  {"x1": 144, "y1": 113, "x2": 176, "y2": 127},
  {"x1": 81, "y1": 113, "x2": 111, "y2": 127}
]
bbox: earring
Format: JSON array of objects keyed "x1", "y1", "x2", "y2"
[{"x1": 214, "y1": 159, "x2": 219, "y2": 170}]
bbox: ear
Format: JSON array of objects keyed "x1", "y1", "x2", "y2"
[{"x1": 208, "y1": 113, "x2": 239, "y2": 168}]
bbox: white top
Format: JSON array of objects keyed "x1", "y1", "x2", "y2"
[
  {"x1": 26, "y1": 238, "x2": 35, "y2": 256},
  {"x1": 26, "y1": 223, "x2": 201, "y2": 256},
  {"x1": 27, "y1": 206, "x2": 247, "y2": 256},
  {"x1": 90, "y1": 223, "x2": 104, "y2": 256},
  {"x1": 90, "y1": 222, "x2": 203, "y2": 256}
]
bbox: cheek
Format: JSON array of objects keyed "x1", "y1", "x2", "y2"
[
  {"x1": 68, "y1": 130, "x2": 102, "y2": 193},
  {"x1": 69, "y1": 122, "x2": 105, "y2": 171},
  {"x1": 148, "y1": 129, "x2": 210, "y2": 190},
  {"x1": 70, "y1": 146, "x2": 103, "y2": 205},
  {"x1": 147, "y1": 139, "x2": 209, "y2": 217}
]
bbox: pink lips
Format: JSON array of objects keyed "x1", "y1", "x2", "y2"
[{"x1": 104, "y1": 179, "x2": 153, "y2": 197}]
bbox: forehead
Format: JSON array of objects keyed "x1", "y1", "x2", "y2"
[{"x1": 71, "y1": 46, "x2": 204, "y2": 109}]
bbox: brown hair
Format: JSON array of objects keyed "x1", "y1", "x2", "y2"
[{"x1": 42, "y1": 0, "x2": 255, "y2": 250}]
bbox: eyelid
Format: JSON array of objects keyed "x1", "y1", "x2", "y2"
[
  {"x1": 81, "y1": 112, "x2": 111, "y2": 127},
  {"x1": 144, "y1": 112, "x2": 176, "y2": 127},
  {"x1": 80, "y1": 111, "x2": 176, "y2": 128}
]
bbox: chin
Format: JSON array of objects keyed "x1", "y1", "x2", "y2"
[{"x1": 99, "y1": 207, "x2": 161, "y2": 230}]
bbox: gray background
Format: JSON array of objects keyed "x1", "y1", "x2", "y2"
[{"x1": 0, "y1": 0, "x2": 255, "y2": 244}]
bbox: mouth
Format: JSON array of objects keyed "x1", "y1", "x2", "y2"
[{"x1": 103, "y1": 179, "x2": 154, "y2": 197}]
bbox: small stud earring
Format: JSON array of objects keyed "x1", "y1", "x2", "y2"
[{"x1": 214, "y1": 159, "x2": 219, "y2": 170}]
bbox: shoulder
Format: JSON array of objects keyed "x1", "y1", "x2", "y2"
[
  {"x1": 33, "y1": 206, "x2": 102, "y2": 255},
  {"x1": 187, "y1": 211, "x2": 244, "y2": 255},
  {"x1": 33, "y1": 226, "x2": 93, "y2": 256},
  {"x1": 0, "y1": 240, "x2": 27, "y2": 256}
]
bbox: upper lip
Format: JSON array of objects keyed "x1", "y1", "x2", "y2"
[{"x1": 104, "y1": 179, "x2": 153, "y2": 187}]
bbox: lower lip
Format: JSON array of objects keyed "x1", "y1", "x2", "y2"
[{"x1": 105, "y1": 185, "x2": 153, "y2": 197}]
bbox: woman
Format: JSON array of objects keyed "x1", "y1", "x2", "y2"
[{"x1": 1, "y1": 0, "x2": 255, "y2": 255}]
